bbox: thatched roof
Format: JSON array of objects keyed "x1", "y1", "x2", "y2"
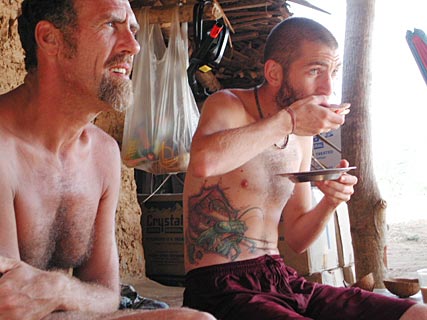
[
  {"x1": 129, "y1": 1, "x2": 291, "y2": 96},
  {"x1": 129, "y1": 1, "x2": 328, "y2": 97}
]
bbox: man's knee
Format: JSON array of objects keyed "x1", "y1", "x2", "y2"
[
  {"x1": 106, "y1": 308, "x2": 216, "y2": 320},
  {"x1": 400, "y1": 304, "x2": 427, "y2": 320},
  {"x1": 144, "y1": 307, "x2": 215, "y2": 320},
  {"x1": 180, "y1": 308, "x2": 216, "y2": 320}
]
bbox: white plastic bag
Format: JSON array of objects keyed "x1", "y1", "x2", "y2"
[{"x1": 122, "y1": 8, "x2": 200, "y2": 174}]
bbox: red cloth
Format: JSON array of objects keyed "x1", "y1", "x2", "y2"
[
  {"x1": 406, "y1": 28, "x2": 427, "y2": 85},
  {"x1": 184, "y1": 255, "x2": 415, "y2": 320},
  {"x1": 413, "y1": 34, "x2": 427, "y2": 70}
]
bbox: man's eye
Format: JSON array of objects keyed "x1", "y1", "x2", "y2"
[
  {"x1": 331, "y1": 69, "x2": 341, "y2": 79},
  {"x1": 107, "y1": 22, "x2": 114, "y2": 27},
  {"x1": 309, "y1": 69, "x2": 319, "y2": 75},
  {"x1": 131, "y1": 30, "x2": 138, "y2": 39}
]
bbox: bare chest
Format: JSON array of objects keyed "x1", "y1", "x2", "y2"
[
  {"x1": 14, "y1": 165, "x2": 102, "y2": 270},
  {"x1": 187, "y1": 137, "x2": 303, "y2": 230},
  {"x1": 185, "y1": 139, "x2": 304, "y2": 268},
  {"x1": 237, "y1": 137, "x2": 302, "y2": 204}
]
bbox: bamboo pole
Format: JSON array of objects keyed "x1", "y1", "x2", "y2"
[{"x1": 222, "y1": 2, "x2": 273, "y2": 12}]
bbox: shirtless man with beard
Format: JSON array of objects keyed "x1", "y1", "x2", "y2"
[
  {"x1": 182, "y1": 17, "x2": 427, "y2": 320},
  {"x1": 0, "y1": 0, "x2": 214, "y2": 319}
]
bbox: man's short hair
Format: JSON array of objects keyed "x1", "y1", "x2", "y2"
[
  {"x1": 18, "y1": 0, "x2": 78, "y2": 71},
  {"x1": 264, "y1": 17, "x2": 338, "y2": 74}
]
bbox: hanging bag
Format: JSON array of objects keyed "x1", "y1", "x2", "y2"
[{"x1": 122, "y1": 8, "x2": 200, "y2": 174}]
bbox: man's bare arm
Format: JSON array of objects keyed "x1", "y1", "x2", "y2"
[
  {"x1": 282, "y1": 156, "x2": 357, "y2": 254},
  {"x1": 190, "y1": 90, "x2": 293, "y2": 177}
]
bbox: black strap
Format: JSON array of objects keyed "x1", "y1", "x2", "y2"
[
  {"x1": 254, "y1": 86, "x2": 264, "y2": 119},
  {"x1": 254, "y1": 86, "x2": 289, "y2": 149}
]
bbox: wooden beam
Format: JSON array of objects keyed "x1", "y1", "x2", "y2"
[
  {"x1": 133, "y1": 2, "x2": 222, "y2": 24},
  {"x1": 230, "y1": 31, "x2": 259, "y2": 42},
  {"x1": 230, "y1": 14, "x2": 273, "y2": 25},
  {"x1": 222, "y1": 1, "x2": 273, "y2": 12},
  {"x1": 225, "y1": 9, "x2": 283, "y2": 18}
]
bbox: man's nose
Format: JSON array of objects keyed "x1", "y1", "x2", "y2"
[
  {"x1": 318, "y1": 74, "x2": 334, "y2": 96},
  {"x1": 119, "y1": 28, "x2": 141, "y2": 56}
]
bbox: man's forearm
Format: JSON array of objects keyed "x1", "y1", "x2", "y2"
[
  {"x1": 53, "y1": 271, "x2": 120, "y2": 314},
  {"x1": 0, "y1": 256, "x2": 118, "y2": 319},
  {"x1": 284, "y1": 200, "x2": 336, "y2": 254}
]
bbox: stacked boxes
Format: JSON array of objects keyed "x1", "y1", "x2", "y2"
[
  {"x1": 335, "y1": 201, "x2": 356, "y2": 285},
  {"x1": 311, "y1": 128, "x2": 357, "y2": 285},
  {"x1": 312, "y1": 129, "x2": 342, "y2": 169},
  {"x1": 278, "y1": 209, "x2": 339, "y2": 275},
  {"x1": 278, "y1": 187, "x2": 355, "y2": 286},
  {"x1": 139, "y1": 194, "x2": 185, "y2": 286}
]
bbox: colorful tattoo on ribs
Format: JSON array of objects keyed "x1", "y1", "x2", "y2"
[{"x1": 186, "y1": 183, "x2": 259, "y2": 264}]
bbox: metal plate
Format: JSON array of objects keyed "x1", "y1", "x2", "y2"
[{"x1": 278, "y1": 166, "x2": 357, "y2": 183}]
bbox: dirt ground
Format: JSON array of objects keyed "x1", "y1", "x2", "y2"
[{"x1": 386, "y1": 219, "x2": 427, "y2": 279}]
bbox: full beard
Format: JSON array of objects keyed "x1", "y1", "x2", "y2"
[
  {"x1": 98, "y1": 74, "x2": 133, "y2": 112},
  {"x1": 275, "y1": 79, "x2": 303, "y2": 109}
]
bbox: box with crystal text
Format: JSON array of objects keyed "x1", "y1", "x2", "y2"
[{"x1": 139, "y1": 194, "x2": 185, "y2": 286}]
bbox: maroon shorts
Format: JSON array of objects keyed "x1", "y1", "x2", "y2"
[{"x1": 183, "y1": 255, "x2": 415, "y2": 320}]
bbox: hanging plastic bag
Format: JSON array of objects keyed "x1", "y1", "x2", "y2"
[{"x1": 121, "y1": 8, "x2": 200, "y2": 174}]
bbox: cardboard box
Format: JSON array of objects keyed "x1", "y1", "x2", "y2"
[
  {"x1": 334, "y1": 202, "x2": 355, "y2": 267},
  {"x1": 139, "y1": 194, "x2": 185, "y2": 286},
  {"x1": 305, "y1": 267, "x2": 346, "y2": 287},
  {"x1": 343, "y1": 264, "x2": 356, "y2": 285},
  {"x1": 312, "y1": 129, "x2": 341, "y2": 169},
  {"x1": 278, "y1": 187, "x2": 339, "y2": 275}
]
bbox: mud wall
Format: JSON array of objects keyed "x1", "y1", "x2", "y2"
[{"x1": 0, "y1": 0, "x2": 26, "y2": 92}]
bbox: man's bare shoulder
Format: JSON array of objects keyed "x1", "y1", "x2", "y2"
[
  {"x1": 0, "y1": 103, "x2": 19, "y2": 172},
  {"x1": 204, "y1": 88, "x2": 251, "y2": 110},
  {"x1": 86, "y1": 122, "x2": 119, "y2": 146},
  {"x1": 199, "y1": 88, "x2": 256, "y2": 127},
  {"x1": 84, "y1": 123, "x2": 121, "y2": 170}
]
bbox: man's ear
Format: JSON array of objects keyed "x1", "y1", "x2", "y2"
[
  {"x1": 264, "y1": 59, "x2": 283, "y2": 88},
  {"x1": 34, "y1": 20, "x2": 61, "y2": 57}
]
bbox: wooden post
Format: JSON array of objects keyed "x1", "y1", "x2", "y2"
[{"x1": 342, "y1": 0, "x2": 386, "y2": 288}]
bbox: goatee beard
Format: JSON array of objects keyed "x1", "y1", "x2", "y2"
[
  {"x1": 98, "y1": 75, "x2": 133, "y2": 112},
  {"x1": 98, "y1": 54, "x2": 134, "y2": 112}
]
